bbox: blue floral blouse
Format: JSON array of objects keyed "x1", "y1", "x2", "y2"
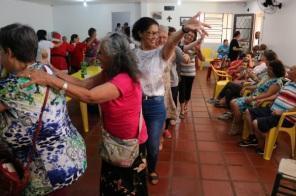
[{"x1": 0, "y1": 63, "x2": 87, "y2": 195}]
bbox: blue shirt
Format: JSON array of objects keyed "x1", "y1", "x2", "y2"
[{"x1": 217, "y1": 44, "x2": 229, "y2": 58}]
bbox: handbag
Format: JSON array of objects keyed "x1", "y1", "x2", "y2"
[
  {"x1": 100, "y1": 108, "x2": 143, "y2": 168},
  {"x1": 0, "y1": 87, "x2": 49, "y2": 196}
]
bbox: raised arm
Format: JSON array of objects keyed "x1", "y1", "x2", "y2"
[
  {"x1": 162, "y1": 12, "x2": 210, "y2": 61},
  {"x1": 183, "y1": 34, "x2": 205, "y2": 52}
]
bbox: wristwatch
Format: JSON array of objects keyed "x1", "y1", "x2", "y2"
[{"x1": 60, "y1": 82, "x2": 68, "y2": 95}]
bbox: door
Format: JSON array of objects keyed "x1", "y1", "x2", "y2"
[
  {"x1": 111, "y1": 12, "x2": 130, "y2": 33},
  {"x1": 233, "y1": 14, "x2": 255, "y2": 51}
]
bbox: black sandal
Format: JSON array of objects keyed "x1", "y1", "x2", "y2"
[{"x1": 149, "y1": 172, "x2": 159, "y2": 185}]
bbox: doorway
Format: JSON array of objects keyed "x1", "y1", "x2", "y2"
[
  {"x1": 233, "y1": 14, "x2": 255, "y2": 51},
  {"x1": 111, "y1": 12, "x2": 130, "y2": 33}
]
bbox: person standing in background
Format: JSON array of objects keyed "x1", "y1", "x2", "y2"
[
  {"x1": 36, "y1": 29, "x2": 60, "y2": 64},
  {"x1": 51, "y1": 32, "x2": 75, "y2": 73},
  {"x1": 85, "y1": 27, "x2": 100, "y2": 65},
  {"x1": 69, "y1": 34, "x2": 87, "y2": 73},
  {"x1": 228, "y1": 31, "x2": 244, "y2": 61},
  {"x1": 115, "y1": 23, "x2": 121, "y2": 32}
]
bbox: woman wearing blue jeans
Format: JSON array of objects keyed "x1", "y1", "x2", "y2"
[{"x1": 132, "y1": 13, "x2": 210, "y2": 185}]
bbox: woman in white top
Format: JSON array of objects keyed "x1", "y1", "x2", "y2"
[
  {"x1": 36, "y1": 29, "x2": 60, "y2": 64},
  {"x1": 132, "y1": 12, "x2": 209, "y2": 185}
]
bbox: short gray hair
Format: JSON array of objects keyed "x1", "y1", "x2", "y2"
[{"x1": 159, "y1": 25, "x2": 168, "y2": 33}]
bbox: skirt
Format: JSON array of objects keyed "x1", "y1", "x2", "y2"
[{"x1": 100, "y1": 144, "x2": 148, "y2": 196}]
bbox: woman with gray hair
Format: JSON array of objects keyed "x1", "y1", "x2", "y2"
[{"x1": 18, "y1": 33, "x2": 149, "y2": 195}]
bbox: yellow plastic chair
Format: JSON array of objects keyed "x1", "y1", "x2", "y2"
[
  {"x1": 200, "y1": 48, "x2": 217, "y2": 70},
  {"x1": 211, "y1": 64, "x2": 232, "y2": 99},
  {"x1": 242, "y1": 101, "x2": 272, "y2": 140},
  {"x1": 263, "y1": 111, "x2": 296, "y2": 160}
]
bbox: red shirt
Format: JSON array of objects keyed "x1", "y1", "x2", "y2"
[
  {"x1": 70, "y1": 42, "x2": 87, "y2": 70},
  {"x1": 100, "y1": 73, "x2": 148, "y2": 144},
  {"x1": 51, "y1": 42, "x2": 74, "y2": 70}
]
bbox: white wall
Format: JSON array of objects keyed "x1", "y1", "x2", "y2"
[
  {"x1": 146, "y1": 2, "x2": 247, "y2": 29},
  {"x1": 146, "y1": 2, "x2": 248, "y2": 50},
  {"x1": 0, "y1": 0, "x2": 53, "y2": 32},
  {"x1": 247, "y1": 0, "x2": 295, "y2": 66},
  {"x1": 52, "y1": 3, "x2": 141, "y2": 40}
]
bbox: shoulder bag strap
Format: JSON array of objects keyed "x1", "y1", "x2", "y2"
[
  {"x1": 27, "y1": 65, "x2": 52, "y2": 165},
  {"x1": 27, "y1": 87, "x2": 49, "y2": 165}
]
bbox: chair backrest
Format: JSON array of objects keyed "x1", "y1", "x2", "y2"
[
  {"x1": 201, "y1": 48, "x2": 216, "y2": 59},
  {"x1": 211, "y1": 64, "x2": 232, "y2": 82}
]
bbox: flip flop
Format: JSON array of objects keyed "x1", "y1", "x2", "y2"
[{"x1": 149, "y1": 172, "x2": 159, "y2": 185}]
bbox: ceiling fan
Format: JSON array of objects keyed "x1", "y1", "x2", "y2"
[{"x1": 257, "y1": 0, "x2": 282, "y2": 14}]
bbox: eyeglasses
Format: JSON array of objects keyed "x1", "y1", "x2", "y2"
[{"x1": 145, "y1": 31, "x2": 159, "y2": 38}]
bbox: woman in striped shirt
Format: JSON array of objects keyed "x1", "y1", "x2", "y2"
[{"x1": 240, "y1": 65, "x2": 296, "y2": 155}]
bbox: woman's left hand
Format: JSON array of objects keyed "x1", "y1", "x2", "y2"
[
  {"x1": 17, "y1": 69, "x2": 52, "y2": 88},
  {"x1": 183, "y1": 12, "x2": 211, "y2": 35}
]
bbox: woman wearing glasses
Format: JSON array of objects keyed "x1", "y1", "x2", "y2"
[{"x1": 132, "y1": 12, "x2": 209, "y2": 185}]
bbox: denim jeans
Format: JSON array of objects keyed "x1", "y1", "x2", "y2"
[{"x1": 142, "y1": 96, "x2": 166, "y2": 173}]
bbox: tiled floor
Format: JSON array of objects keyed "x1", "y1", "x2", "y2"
[{"x1": 64, "y1": 70, "x2": 293, "y2": 196}]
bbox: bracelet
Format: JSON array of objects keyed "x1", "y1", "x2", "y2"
[
  {"x1": 62, "y1": 82, "x2": 68, "y2": 90},
  {"x1": 60, "y1": 82, "x2": 68, "y2": 95},
  {"x1": 182, "y1": 25, "x2": 189, "y2": 34}
]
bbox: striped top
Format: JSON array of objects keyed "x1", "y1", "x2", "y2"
[
  {"x1": 180, "y1": 49, "x2": 196, "y2": 77},
  {"x1": 271, "y1": 81, "x2": 296, "y2": 123}
]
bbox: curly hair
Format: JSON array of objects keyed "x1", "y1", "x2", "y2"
[
  {"x1": 268, "y1": 59, "x2": 286, "y2": 78},
  {"x1": 263, "y1": 50, "x2": 277, "y2": 62},
  {"x1": 132, "y1": 17, "x2": 159, "y2": 41},
  {"x1": 100, "y1": 33, "x2": 140, "y2": 83}
]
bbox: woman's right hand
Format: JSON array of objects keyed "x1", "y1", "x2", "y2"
[
  {"x1": 183, "y1": 12, "x2": 211, "y2": 36},
  {"x1": 17, "y1": 68, "x2": 53, "y2": 88}
]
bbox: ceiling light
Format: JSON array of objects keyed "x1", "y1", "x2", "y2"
[
  {"x1": 177, "y1": 0, "x2": 182, "y2": 6},
  {"x1": 83, "y1": 0, "x2": 87, "y2": 7}
]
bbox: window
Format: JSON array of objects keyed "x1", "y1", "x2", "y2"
[{"x1": 200, "y1": 13, "x2": 233, "y2": 44}]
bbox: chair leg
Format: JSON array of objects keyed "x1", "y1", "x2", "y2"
[
  {"x1": 80, "y1": 102, "x2": 89, "y2": 133},
  {"x1": 207, "y1": 67, "x2": 212, "y2": 81},
  {"x1": 263, "y1": 128, "x2": 278, "y2": 160},
  {"x1": 242, "y1": 114, "x2": 250, "y2": 140},
  {"x1": 213, "y1": 84, "x2": 217, "y2": 99},
  {"x1": 288, "y1": 129, "x2": 296, "y2": 158},
  {"x1": 271, "y1": 173, "x2": 282, "y2": 196}
]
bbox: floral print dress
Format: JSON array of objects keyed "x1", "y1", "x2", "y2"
[{"x1": 0, "y1": 63, "x2": 87, "y2": 195}]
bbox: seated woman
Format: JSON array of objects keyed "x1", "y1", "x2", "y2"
[
  {"x1": 229, "y1": 59, "x2": 286, "y2": 135},
  {"x1": 0, "y1": 24, "x2": 86, "y2": 195},
  {"x1": 18, "y1": 32, "x2": 149, "y2": 195},
  {"x1": 240, "y1": 65, "x2": 296, "y2": 155},
  {"x1": 214, "y1": 50, "x2": 277, "y2": 116},
  {"x1": 227, "y1": 52, "x2": 254, "y2": 80}
]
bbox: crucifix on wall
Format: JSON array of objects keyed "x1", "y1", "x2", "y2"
[{"x1": 167, "y1": 16, "x2": 172, "y2": 22}]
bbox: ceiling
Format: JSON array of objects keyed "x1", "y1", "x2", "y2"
[{"x1": 20, "y1": 0, "x2": 254, "y2": 6}]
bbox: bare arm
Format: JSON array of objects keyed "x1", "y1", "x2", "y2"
[
  {"x1": 54, "y1": 69, "x2": 105, "y2": 89},
  {"x1": 183, "y1": 37, "x2": 203, "y2": 52},
  {"x1": 0, "y1": 103, "x2": 7, "y2": 112},
  {"x1": 162, "y1": 30, "x2": 186, "y2": 61},
  {"x1": 162, "y1": 12, "x2": 210, "y2": 61},
  {"x1": 253, "y1": 83, "x2": 281, "y2": 100},
  {"x1": 18, "y1": 70, "x2": 120, "y2": 104},
  {"x1": 86, "y1": 37, "x2": 96, "y2": 47}
]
